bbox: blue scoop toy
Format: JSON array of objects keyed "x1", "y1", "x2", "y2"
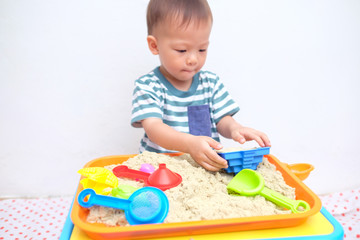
[{"x1": 78, "y1": 187, "x2": 169, "y2": 225}]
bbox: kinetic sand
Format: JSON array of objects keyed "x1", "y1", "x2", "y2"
[{"x1": 86, "y1": 151, "x2": 295, "y2": 226}]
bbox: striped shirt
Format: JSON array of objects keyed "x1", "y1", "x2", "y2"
[{"x1": 131, "y1": 67, "x2": 240, "y2": 153}]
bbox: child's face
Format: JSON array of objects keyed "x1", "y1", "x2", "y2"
[{"x1": 149, "y1": 18, "x2": 212, "y2": 90}]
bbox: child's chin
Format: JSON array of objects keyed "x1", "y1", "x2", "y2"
[{"x1": 179, "y1": 71, "x2": 196, "y2": 79}]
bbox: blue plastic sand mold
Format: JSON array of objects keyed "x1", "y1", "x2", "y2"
[{"x1": 218, "y1": 147, "x2": 270, "y2": 174}]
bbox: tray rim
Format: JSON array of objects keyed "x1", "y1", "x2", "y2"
[{"x1": 71, "y1": 153, "x2": 322, "y2": 240}]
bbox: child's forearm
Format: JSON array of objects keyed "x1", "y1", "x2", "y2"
[
  {"x1": 141, "y1": 117, "x2": 228, "y2": 171},
  {"x1": 216, "y1": 115, "x2": 241, "y2": 138},
  {"x1": 141, "y1": 118, "x2": 193, "y2": 153}
]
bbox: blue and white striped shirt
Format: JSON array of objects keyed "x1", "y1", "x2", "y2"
[{"x1": 131, "y1": 67, "x2": 239, "y2": 153}]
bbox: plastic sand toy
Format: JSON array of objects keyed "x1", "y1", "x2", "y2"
[
  {"x1": 70, "y1": 154, "x2": 323, "y2": 239},
  {"x1": 282, "y1": 163, "x2": 315, "y2": 181},
  {"x1": 227, "y1": 169, "x2": 310, "y2": 213},
  {"x1": 112, "y1": 164, "x2": 182, "y2": 191},
  {"x1": 78, "y1": 167, "x2": 118, "y2": 195},
  {"x1": 218, "y1": 147, "x2": 270, "y2": 174},
  {"x1": 111, "y1": 185, "x2": 139, "y2": 199},
  {"x1": 78, "y1": 187, "x2": 169, "y2": 225},
  {"x1": 140, "y1": 163, "x2": 155, "y2": 174}
]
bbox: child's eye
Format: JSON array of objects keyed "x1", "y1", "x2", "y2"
[
  {"x1": 175, "y1": 49, "x2": 186, "y2": 53},
  {"x1": 199, "y1": 49, "x2": 207, "y2": 52}
]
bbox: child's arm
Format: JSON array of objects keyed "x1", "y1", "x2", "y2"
[
  {"x1": 216, "y1": 115, "x2": 271, "y2": 147},
  {"x1": 141, "y1": 117, "x2": 228, "y2": 171}
]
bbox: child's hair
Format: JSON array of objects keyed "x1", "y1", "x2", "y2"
[{"x1": 146, "y1": 0, "x2": 213, "y2": 35}]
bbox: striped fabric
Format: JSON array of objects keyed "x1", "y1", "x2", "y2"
[{"x1": 131, "y1": 67, "x2": 239, "y2": 153}]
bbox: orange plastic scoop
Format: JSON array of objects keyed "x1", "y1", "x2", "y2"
[{"x1": 282, "y1": 163, "x2": 314, "y2": 181}]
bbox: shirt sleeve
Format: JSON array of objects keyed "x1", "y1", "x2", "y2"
[
  {"x1": 131, "y1": 78, "x2": 163, "y2": 128},
  {"x1": 211, "y1": 75, "x2": 240, "y2": 123}
]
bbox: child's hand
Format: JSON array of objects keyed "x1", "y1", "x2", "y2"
[
  {"x1": 142, "y1": 118, "x2": 228, "y2": 171},
  {"x1": 217, "y1": 116, "x2": 271, "y2": 148},
  {"x1": 186, "y1": 135, "x2": 228, "y2": 171},
  {"x1": 231, "y1": 126, "x2": 271, "y2": 148}
]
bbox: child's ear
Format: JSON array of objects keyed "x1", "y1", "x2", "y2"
[{"x1": 147, "y1": 35, "x2": 159, "y2": 55}]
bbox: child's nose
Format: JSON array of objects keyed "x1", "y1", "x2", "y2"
[{"x1": 186, "y1": 54, "x2": 197, "y2": 66}]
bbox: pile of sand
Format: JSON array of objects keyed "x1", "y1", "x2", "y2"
[{"x1": 86, "y1": 151, "x2": 295, "y2": 226}]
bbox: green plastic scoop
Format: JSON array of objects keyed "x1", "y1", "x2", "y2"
[
  {"x1": 111, "y1": 185, "x2": 139, "y2": 199},
  {"x1": 227, "y1": 169, "x2": 310, "y2": 213}
]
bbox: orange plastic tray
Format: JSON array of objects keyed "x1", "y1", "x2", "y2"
[{"x1": 71, "y1": 154, "x2": 322, "y2": 240}]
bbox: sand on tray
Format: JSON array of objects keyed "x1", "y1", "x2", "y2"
[{"x1": 87, "y1": 151, "x2": 295, "y2": 226}]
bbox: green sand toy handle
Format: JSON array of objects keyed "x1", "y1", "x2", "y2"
[
  {"x1": 227, "y1": 169, "x2": 310, "y2": 213},
  {"x1": 259, "y1": 187, "x2": 310, "y2": 213}
]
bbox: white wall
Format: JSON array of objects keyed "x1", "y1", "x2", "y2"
[{"x1": 1, "y1": 0, "x2": 359, "y2": 198}]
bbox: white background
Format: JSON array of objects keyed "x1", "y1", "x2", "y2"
[{"x1": 1, "y1": 0, "x2": 359, "y2": 198}]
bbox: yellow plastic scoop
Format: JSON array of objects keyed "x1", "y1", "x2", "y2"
[{"x1": 227, "y1": 169, "x2": 310, "y2": 213}]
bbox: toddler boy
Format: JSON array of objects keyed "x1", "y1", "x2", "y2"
[{"x1": 131, "y1": 0, "x2": 271, "y2": 171}]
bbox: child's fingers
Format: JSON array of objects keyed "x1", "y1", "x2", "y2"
[
  {"x1": 207, "y1": 138, "x2": 223, "y2": 150},
  {"x1": 253, "y1": 135, "x2": 266, "y2": 147},
  {"x1": 250, "y1": 133, "x2": 271, "y2": 147},
  {"x1": 232, "y1": 131, "x2": 246, "y2": 144},
  {"x1": 201, "y1": 161, "x2": 223, "y2": 172},
  {"x1": 233, "y1": 128, "x2": 271, "y2": 147},
  {"x1": 207, "y1": 151, "x2": 228, "y2": 168},
  {"x1": 252, "y1": 131, "x2": 271, "y2": 147},
  {"x1": 206, "y1": 138, "x2": 228, "y2": 167},
  {"x1": 195, "y1": 152, "x2": 227, "y2": 171},
  {"x1": 261, "y1": 133, "x2": 271, "y2": 147}
]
